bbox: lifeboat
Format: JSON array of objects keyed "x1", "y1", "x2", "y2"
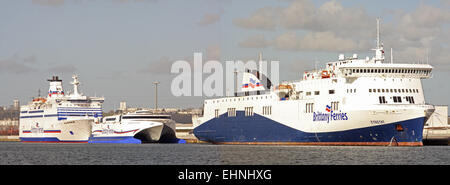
[
  {"x1": 276, "y1": 84, "x2": 293, "y2": 90},
  {"x1": 32, "y1": 97, "x2": 47, "y2": 103},
  {"x1": 321, "y1": 70, "x2": 330, "y2": 78}
]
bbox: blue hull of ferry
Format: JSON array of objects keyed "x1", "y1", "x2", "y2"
[
  {"x1": 193, "y1": 111, "x2": 424, "y2": 146},
  {"x1": 88, "y1": 136, "x2": 142, "y2": 144}
]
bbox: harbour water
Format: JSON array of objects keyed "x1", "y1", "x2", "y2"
[{"x1": 0, "y1": 142, "x2": 448, "y2": 165}]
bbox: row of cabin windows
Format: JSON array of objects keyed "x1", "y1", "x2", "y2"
[
  {"x1": 369, "y1": 88, "x2": 419, "y2": 93},
  {"x1": 379, "y1": 96, "x2": 415, "y2": 104},
  {"x1": 351, "y1": 68, "x2": 430, "y2": 75},
  {"x1": 208, "y1": 95, "x2": 273, "y2": 104},
  {"x1": 306, "y1": 90, "x2": 335, "y2": 96},
  {"x1": 222, "y1": 106, "x2": 272, "y2": 118}
]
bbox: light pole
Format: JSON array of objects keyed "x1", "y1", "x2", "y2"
[
  {"x1": 234, "y1": 70, "x2": 238, "y2": 97},
  {"x1": 153, "y1": 81, "x2": 160, "y2": 111}
]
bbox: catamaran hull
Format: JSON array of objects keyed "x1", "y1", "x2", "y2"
[{"x1": 89, "y1": 122, "x2": 165, "y2": 144}]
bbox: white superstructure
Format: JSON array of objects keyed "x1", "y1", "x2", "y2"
[
  {"x1": 19, "y1": 75, "x2": 104, "y2": 143},
  {"x1": 193, "y1": 19, "x2": 435, "y2": 146}
]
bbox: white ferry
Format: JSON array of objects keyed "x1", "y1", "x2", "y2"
[
  {"x1": 19, "y1": 75, "x2": 104, "y2": 143},
  {"x1": 193, "y1": 19, "x2": 435, "y2": 146},
  {"x1": 89, "y1": 110, "x2": 178, "y2": 143}
]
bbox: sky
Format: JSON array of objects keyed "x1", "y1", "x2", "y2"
[{"x1": 0, "y1": 0, "x2": 449, "y2": 112}]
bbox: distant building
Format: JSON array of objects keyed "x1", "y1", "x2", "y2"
[
  {"x1": 13, "y1": 99, "x2": 19, "y2": 110},
  {"x1": 119, "y1": 101, "x2": 127, "y2": 112},
  {"x1": 0, "y1": 119, "x2": 18, "y2": 126},
  {"x1": 423, "y1": 105, "x2": 450, "y2": 145}
]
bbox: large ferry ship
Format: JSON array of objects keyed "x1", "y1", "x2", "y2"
[
  {"x1": 19, "y1": 75, "x2": 104, "y2": 143},
  {"x1": 193, "y1": 19, "x2": 435, "y2": 146},
  {"x1": 89, "y1": 110, "x2": 178, "y2": 144}
]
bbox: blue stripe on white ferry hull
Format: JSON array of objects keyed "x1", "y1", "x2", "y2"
[
  {"x1": 193, "y1": 111, "x2": 424, "y2": 146},
  {"x1": 20, "y1": 137, "x2": 88, "y2": 143}
]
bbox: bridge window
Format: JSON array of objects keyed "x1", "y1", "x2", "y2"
[
  {"x1": 379, "y1": 96, "x2": 387, "y2": 104},
  {"x1": 406, "y1": 96, "x2": 415, "y2": 104},
  {"x1": 393, "y1": 96, "x2": 402, "y2": 103}
]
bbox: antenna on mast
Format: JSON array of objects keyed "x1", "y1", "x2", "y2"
[
  {"x1": 373, "y1": 18, "x2": 385, "y2": 63},
  {"x1": 390, "y1": 48, "x2": 393, "y2": 64},
  {"x1": 376, "y1": 17, "x2": 380, "y2": 49},
  {"x1": 314, "y1": 58, "x2": 318, "y2": 71}
]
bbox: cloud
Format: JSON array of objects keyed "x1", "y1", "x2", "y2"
[
  {"x1": 383, "y1": 3, "x2": 450, "y2": 68},
  {"x1": 238, "y1": 35, "x2": 272, "y2": 48},
  {"x1": 32, "y1": 0, "x2": 157, "y2": 6},
  {"x1": 281, "y1": 0, "x2": 372, "y2": 34},
  {"x1": 205, "y1": 45, "x2": 221, "y2": 60},
  {"x1": 235, "y1": 0, "x2": 450, "y2": 67},
  {"x1": 274, "y1": 31, "x2": 370, "y2": 52},
  {"x1": 234, "y1": 0, "x2": 372, "y2": 36},
  {"x1": 32, "y1": 0, "x2": 65, "y2": 6},
  {"x1": 0, "y1": 55, "x2": 37, "y2": 74},
  {"x1": 112, "y1": 0, "x2": 158, "y2": 3},
  {"x1": 234, "y1": 0, "x2": 374, "y2": 52},
  {"x1": 197, "y1": 13, "x2": 221, "y2": 26},
  {"x1": 47, "y1": 64, "x2": 77, "y2": 73},
  {"x1": 233, "y1": 6, "x2": 280, "y2": 30},
  {"x1": 139, "y1": 56, "x2": 173, "y2": 74},
  {"x1": 239, "y1": 32, "x2": 370, "y2": 52}
]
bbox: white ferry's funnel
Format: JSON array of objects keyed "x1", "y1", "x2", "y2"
[
  {"x1": 242, "y1": 70, "x2": 265, "y2": 92},
  {"x1": 71, "y1": 74, "x2": 82, "y2": 96},
  {"x1": 47, "y1": 76, "x2": 64, "y2": 98}
]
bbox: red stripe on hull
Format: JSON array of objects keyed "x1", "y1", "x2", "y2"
[{"x1": 214, "y1": 141, "x2": 423, "y2": 147}]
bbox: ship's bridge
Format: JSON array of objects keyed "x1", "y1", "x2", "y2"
[{"x1": 338, "y1": 63, "x2": 433, "y2": 79}]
